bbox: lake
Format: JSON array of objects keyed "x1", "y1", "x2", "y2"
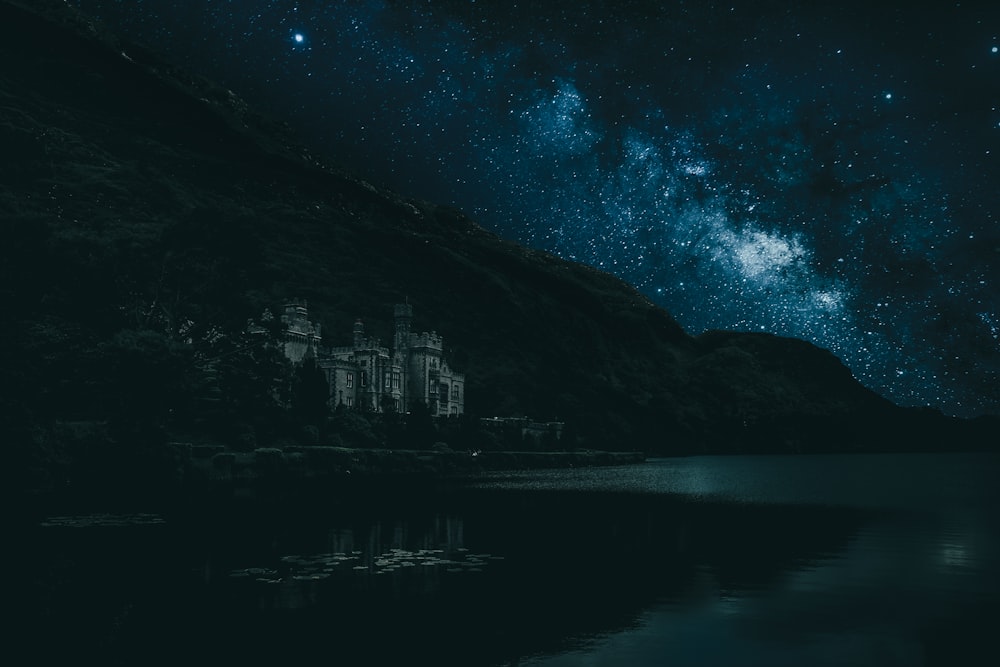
[{"x1": 18, "y1": 453, "x2": 1000, "y2": 666}]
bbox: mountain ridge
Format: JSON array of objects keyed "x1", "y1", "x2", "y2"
[{"x1": 1, "y1": 0, "x2": 993, "y2": 486}]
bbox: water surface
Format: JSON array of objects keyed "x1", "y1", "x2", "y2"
[
  {"x1": 479, "y1": 454, "x2": 1000, "y2": 666},
  {"x1": 20, "y1": 453, "x2": 1000, "y2": 666}
]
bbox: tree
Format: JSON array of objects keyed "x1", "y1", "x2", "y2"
[
  {"x1": 329, "y1": 405, "x2": 380, "y2": 448},
  {"x1": 291, "y1": 356, "x2": 330, "y2": 433},
  {"x1": 99, "y1": 328, "x2": 191, "y2": 444},
  {"x1": 188, "y1": 324, "x2": 294, "y2": 449},
  {"x1": 404, "y1": 402, "x2": 437, "y2": 450}
]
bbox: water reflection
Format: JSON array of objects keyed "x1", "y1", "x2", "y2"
[
  {"x1": 224, "y1": 517, "x2": 504, "y2": 611},
  {"x1": 452, "y1": 489, "x2": 872, "y2": 664},
  {"x1": 19, "y1": 454, "x2": 1000, "y2": 667},
  {"x1": 474, "y1": 453, "x2": 1000, "y2": 513},
  {"x1": 495, "y1": 456, "x2": 1000, "y2": 667}
]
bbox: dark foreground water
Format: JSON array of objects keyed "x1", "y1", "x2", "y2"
[{"x1": 18, "y1": 453, "x2": 1000, "y2": 666}]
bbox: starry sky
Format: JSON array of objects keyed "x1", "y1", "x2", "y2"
[{"x1": 67, "y1": 0, "x2": 1000, "y2": 417}]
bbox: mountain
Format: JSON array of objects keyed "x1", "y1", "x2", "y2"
[{"x1": 1, "y1": 0, "x2": 993, "y2": 490}]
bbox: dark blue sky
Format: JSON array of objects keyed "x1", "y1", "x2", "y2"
[{"x1": 70, "y1": 0, "x2": 1000, "y2": 416}]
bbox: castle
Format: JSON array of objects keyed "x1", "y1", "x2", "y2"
[{"x1": 280, "y1": 302, "x2": 465, "y2": 416}]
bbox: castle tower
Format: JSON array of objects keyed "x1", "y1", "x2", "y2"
[
  {"x1": 281, "y1": 300, "x2": 322, "y2": 364},
  {"x1": 393, "y1": 303, "x2": 413, "y2": 354},
  {"x1": 353, "y1": 319, "x2": 365, "y2": 349}
]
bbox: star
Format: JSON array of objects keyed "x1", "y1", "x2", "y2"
[{"x1": 293, "y1": 32, "x2": 304, "y2": 44}]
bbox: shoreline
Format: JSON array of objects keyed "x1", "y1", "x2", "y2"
[
  {"x1": 177, "y1": 444, "x2": 646, "y2": 493},
  {"x1": 20, "y1": 446, "x2": 646, "y2": 518}
]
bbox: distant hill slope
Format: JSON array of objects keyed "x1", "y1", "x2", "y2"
[{"x1": 1, "y1": 0, "x2": 993, "y2": 467}]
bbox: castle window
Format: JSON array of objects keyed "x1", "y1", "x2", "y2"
[
  {"x1": 346, "y1": 397, "x2": 354, "y2": 408},
  {"x1": 384, "y1": 373, "x2": 391, "y2": 388},
  {"x1": 452, "y1": 385, "x2": 460, "y2": 400},
  {"x1": 392, "y1": 372, "x2": 401, "y2": 389},
  {"x1": 361, "y1": 371, "x2": 367, "y2": 387},
  {"x1": 346, "y1": 372, "x2": 354, "y2": 388}
]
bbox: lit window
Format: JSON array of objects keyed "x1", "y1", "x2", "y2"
[
  {"x1": 346, "y1": 372, "x2": 354, "y2": 388},
  {"x1": 346, "y1": 397, "x2": 353, "y2": 407}
]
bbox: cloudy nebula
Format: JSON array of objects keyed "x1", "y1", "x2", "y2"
[{"x1": 69, "y1": 1, "x2": 1000, "y2": 416}]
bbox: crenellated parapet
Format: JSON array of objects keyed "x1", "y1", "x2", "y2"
[
  {"x1": 409, "y1": 332, "x2": 443, "y2": 351},
  {"x1": 281, "y1": 301, "x2": 322, "y2": 338}
]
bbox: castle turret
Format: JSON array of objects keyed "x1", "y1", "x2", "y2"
[
  {"x1": 394, "y1": 303, "x2": 413, "y2": 353},
  {"x1": 281, "y1": 300, "x2": 322, "y2": 364},
  {"x1": 353, "y1": 319, "x2": 365, "y2": 349}
]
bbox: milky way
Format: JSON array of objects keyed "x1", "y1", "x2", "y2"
[{"x1": 69, "y1": 1, "x2": 1000, "y2": 416}]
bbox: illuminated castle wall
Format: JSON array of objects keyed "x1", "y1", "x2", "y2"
[{"x1": 281, "y1": 302, "x2": 465, "y2": 416}]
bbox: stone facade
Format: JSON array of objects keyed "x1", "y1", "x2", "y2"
[
  {"x1": 280, "y1": 302, "x2": 465, "y2": 416},
  {"x1": 280, "y1": 302, "x2": 321, "y2": 364}
]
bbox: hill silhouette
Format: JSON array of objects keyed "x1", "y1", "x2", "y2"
[{"x1": 1, "y1": 0, "x2": 993, "y2": 494}]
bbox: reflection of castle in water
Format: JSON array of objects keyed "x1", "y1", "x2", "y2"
[
  {"x1": 243, "y1": 514, "x2": 500, "y2": 611},
  {"x1": 324, "y1": 514, "x2": 466, "y2": 565},
  {"x1": 281, "y1": 302, "x2": 465, "y2": 416}
]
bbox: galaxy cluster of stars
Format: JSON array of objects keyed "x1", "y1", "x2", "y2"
[{"x1": 70, "y1": 1, "x2": 999, "y2": 416}]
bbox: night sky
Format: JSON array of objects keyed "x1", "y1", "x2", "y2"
[{"x1": 67, "y1": 1, "x2": 1000, "y2": 417}]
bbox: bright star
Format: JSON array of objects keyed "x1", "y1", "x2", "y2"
[
  {"x1": 294, "y1": 33, "x2": 304, "y2": 44},
  {"x1": 993, "y1": 46, "x2": 998, "y2": 54},
  {"x1": 885, "y1": 93, "x2": 892, "y2": 100}
]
